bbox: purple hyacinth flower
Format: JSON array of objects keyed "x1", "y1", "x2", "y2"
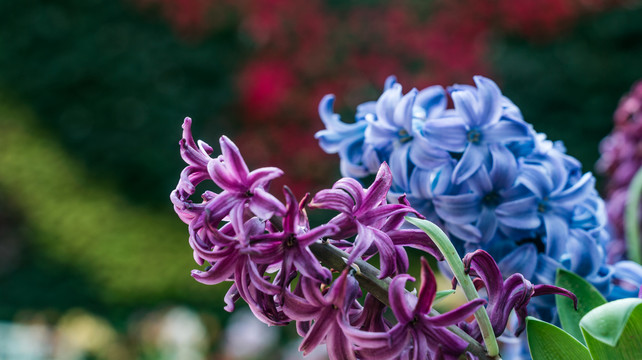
[
  {"x1": 206, "y1": 135, "x2": 286, "y2": 222},
  {"x1": 460, "y1": 250, "x2": 577, "y2": 339},
  {"x1": 422, "y1": 76, "x2": 532, "y2": 184},
  {"x1": 360, "y1": 258, "x2": 486, "y2": 360},
  {"x1": 189, "y1": 205, "x2": 288, "y2": 325},
  {"x1": 283, "y1": 271, "x2": 389, "y2": 360},
  {"x1": 250, "y1": 187, "x2": 337, "y2": 285},
  {"x1": 171, "y1": 117, "x2": 215, "y2": 223},
  {"x1": 310, "y1": 163, "x2": 424, "y2": 278}
]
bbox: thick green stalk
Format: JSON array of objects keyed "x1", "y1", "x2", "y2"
[
  {"x1": 405, "y1": 217, "x2": 500, "y2": 359},
  {"x1": 626, "y1": 166, "x2": 642, "y2": 264}
]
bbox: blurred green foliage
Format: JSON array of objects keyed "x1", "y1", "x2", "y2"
[
  {"x1": 0, "y1": 0, "x2": 242, "y2": 208},
  {"x1": 0, "y1": 97, "x2": 226, "y2": 319}
]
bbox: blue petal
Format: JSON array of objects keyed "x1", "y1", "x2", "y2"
[
  {"x1": 542, "y1": 212, "x2": 569, "y2": 259},
  {"x1": 409, "y1": 132, "x2": 451, "y2": 170},
  {"x1": 394, "y1": 88, "x2": 418, "y2": 132},
  {"x1": 452, "y1": 89, "x2": 481, "y2": 127},
  {"x1": 498, "y1": 244, "x2": 537, "y2": 281},
  {"x1": 563, "y1": 229, "x2": 602, "y2": 278},
  {"x1": 384, "y1": 75, "x2": 397, "y2": 91},
  {"x1": 433, "y1": 193, "x2": 480, "y2": 225},
  {"x1": 422, "y1": 116, "x2": 468, "y2": 153},
  {"x1": 469, "y1": 165, "x2": 493, "y2": 195},
  {"x1": 389, "y1": 143, "x2": 411, "y2": 192},
  {"x1": 416, "y1": 85, "x2": 447, "y2": 119},
  {"x1": 489, "y1": 144, "x2": 517, "y2": 189},
  {"x1": 517, "y1": 164, "x2": 553, "y2": 199},
  {"x1": 477, "y1": 206, "x2": 498, "y2": 243},
  {"x1": 451, "y1": 144, "x2": 487, "y2": 185},
  {"x1": 376, "y1": 83, "x2": 403, "y2": 128},
  {"x1": 473, "y1": 76, "x2": 502, "y2": 126},
  {"x1": 552, "y1": 172, "x2": 595, "y2": 207},
  {"x1": 482, "y1": 120, "x2": 531, "y2": 144},
  {"x1": 496, "y1": 196, "x2": 541, "y2": 230}
]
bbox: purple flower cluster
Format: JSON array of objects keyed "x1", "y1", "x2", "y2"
[
  {"x1": 171, "y1": 118, "x2": 575, "y2": 359},
  {"x1": 597, "y1": 80, "x2": 642, "y2": 261},
  {"x1": 317, "y1": 75, "x2": 642, "y2": 309}
]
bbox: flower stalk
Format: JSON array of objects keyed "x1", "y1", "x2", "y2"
[{"x1": 405, "y1": 217, "x2": 500, "y2": 358}]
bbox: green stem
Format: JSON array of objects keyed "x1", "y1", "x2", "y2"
[
  {"x1": 626, "y1": 166, "x2": 642, "y2": 264},
  {"x1": 405, "y1": 217, "x2": 500, "y2": 359}
]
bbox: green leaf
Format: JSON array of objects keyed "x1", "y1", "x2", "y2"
[
  {"x1": 580, "y1": 298, "x2": 642, "y2": 359},
  {"x1": 555, "y1": 268, "x2": 607, "y2": 344},
  {"x1": 526, "y1": 316, "x2": 591, "y2": 360},
  {"x1": 434, "y1": 289, "x2": 455, "y2": 303}
]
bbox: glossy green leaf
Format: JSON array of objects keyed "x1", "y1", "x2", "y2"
[
  {"x1": 555, "y1": 268, "x2": 607, "y2": 344},
  {"x1": 580, "y1": 298, "x2": 642, "y2": 359},
  {"x1": 526, "y1": 316, "x2": 591, "y2": 360}
]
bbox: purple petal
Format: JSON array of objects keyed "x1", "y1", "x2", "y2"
[
  {"x1": 332, "y1": 177, "x2": 365, "y2": 208},
  {"x1": 362, "y1": 163, "x2": 393, "y2": 211},
  {"x1": 299, "y1": 307, "x2": 335, "y2": 355},
  {"x1": 219, "y1": 136, "x2": 250, "y2": 181},
  {"x1": 533, "y1": 284, "x2": 577, "y2": 310},
  {"x1": 208, "y1": 159, "x2": 245, "y2": 192},
  {"x1": 463, "y1": 250, "x2": 504, "y2": 302},
  {"x1": 326, "y1": 325, "x2": 357, "y2": 360},
  {"x1": 387, "y1": 229, "x2": 443, "y2": 261},
  {"x1": 282, "y1": 288, "x2": 321, "y2": 321},
  {"x1": 310, "y1": 188, "x2": 355, "y2": 213},
  {"x1": 425, "y1": 298, "x2": 486, "y2": 326},
  {"x1": 293, "y1": 247, "x2": 332, "y2": 283},
  {"x1": 249, "y1": 187, "x2": 286, "y2": 219},
  {"x1": 415, "y1": 258, "x2": 437, "y2": 315},
  {"x1": 297, "y1": 224, "x2": 339, "y2": 247},
  {"x1": 389, "y1": 274, "x2": 415, "y2": 324},
  {"x1": 247, "y1": 167, "x2": 284, "y2": 190},
  {"x1": 190, "y1": 254, "x2": 237, "y2": 285}
]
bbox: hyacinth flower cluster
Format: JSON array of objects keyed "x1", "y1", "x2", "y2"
[
  {"x1": 316, "y1": 75, "x2": 642, "y2": 309},
  {"x1": 170, "y1": 118, "x2": 577, "y2": 359},
  {"x1": 597, "y1": 80, "x2": 642, "y2": 263}
]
